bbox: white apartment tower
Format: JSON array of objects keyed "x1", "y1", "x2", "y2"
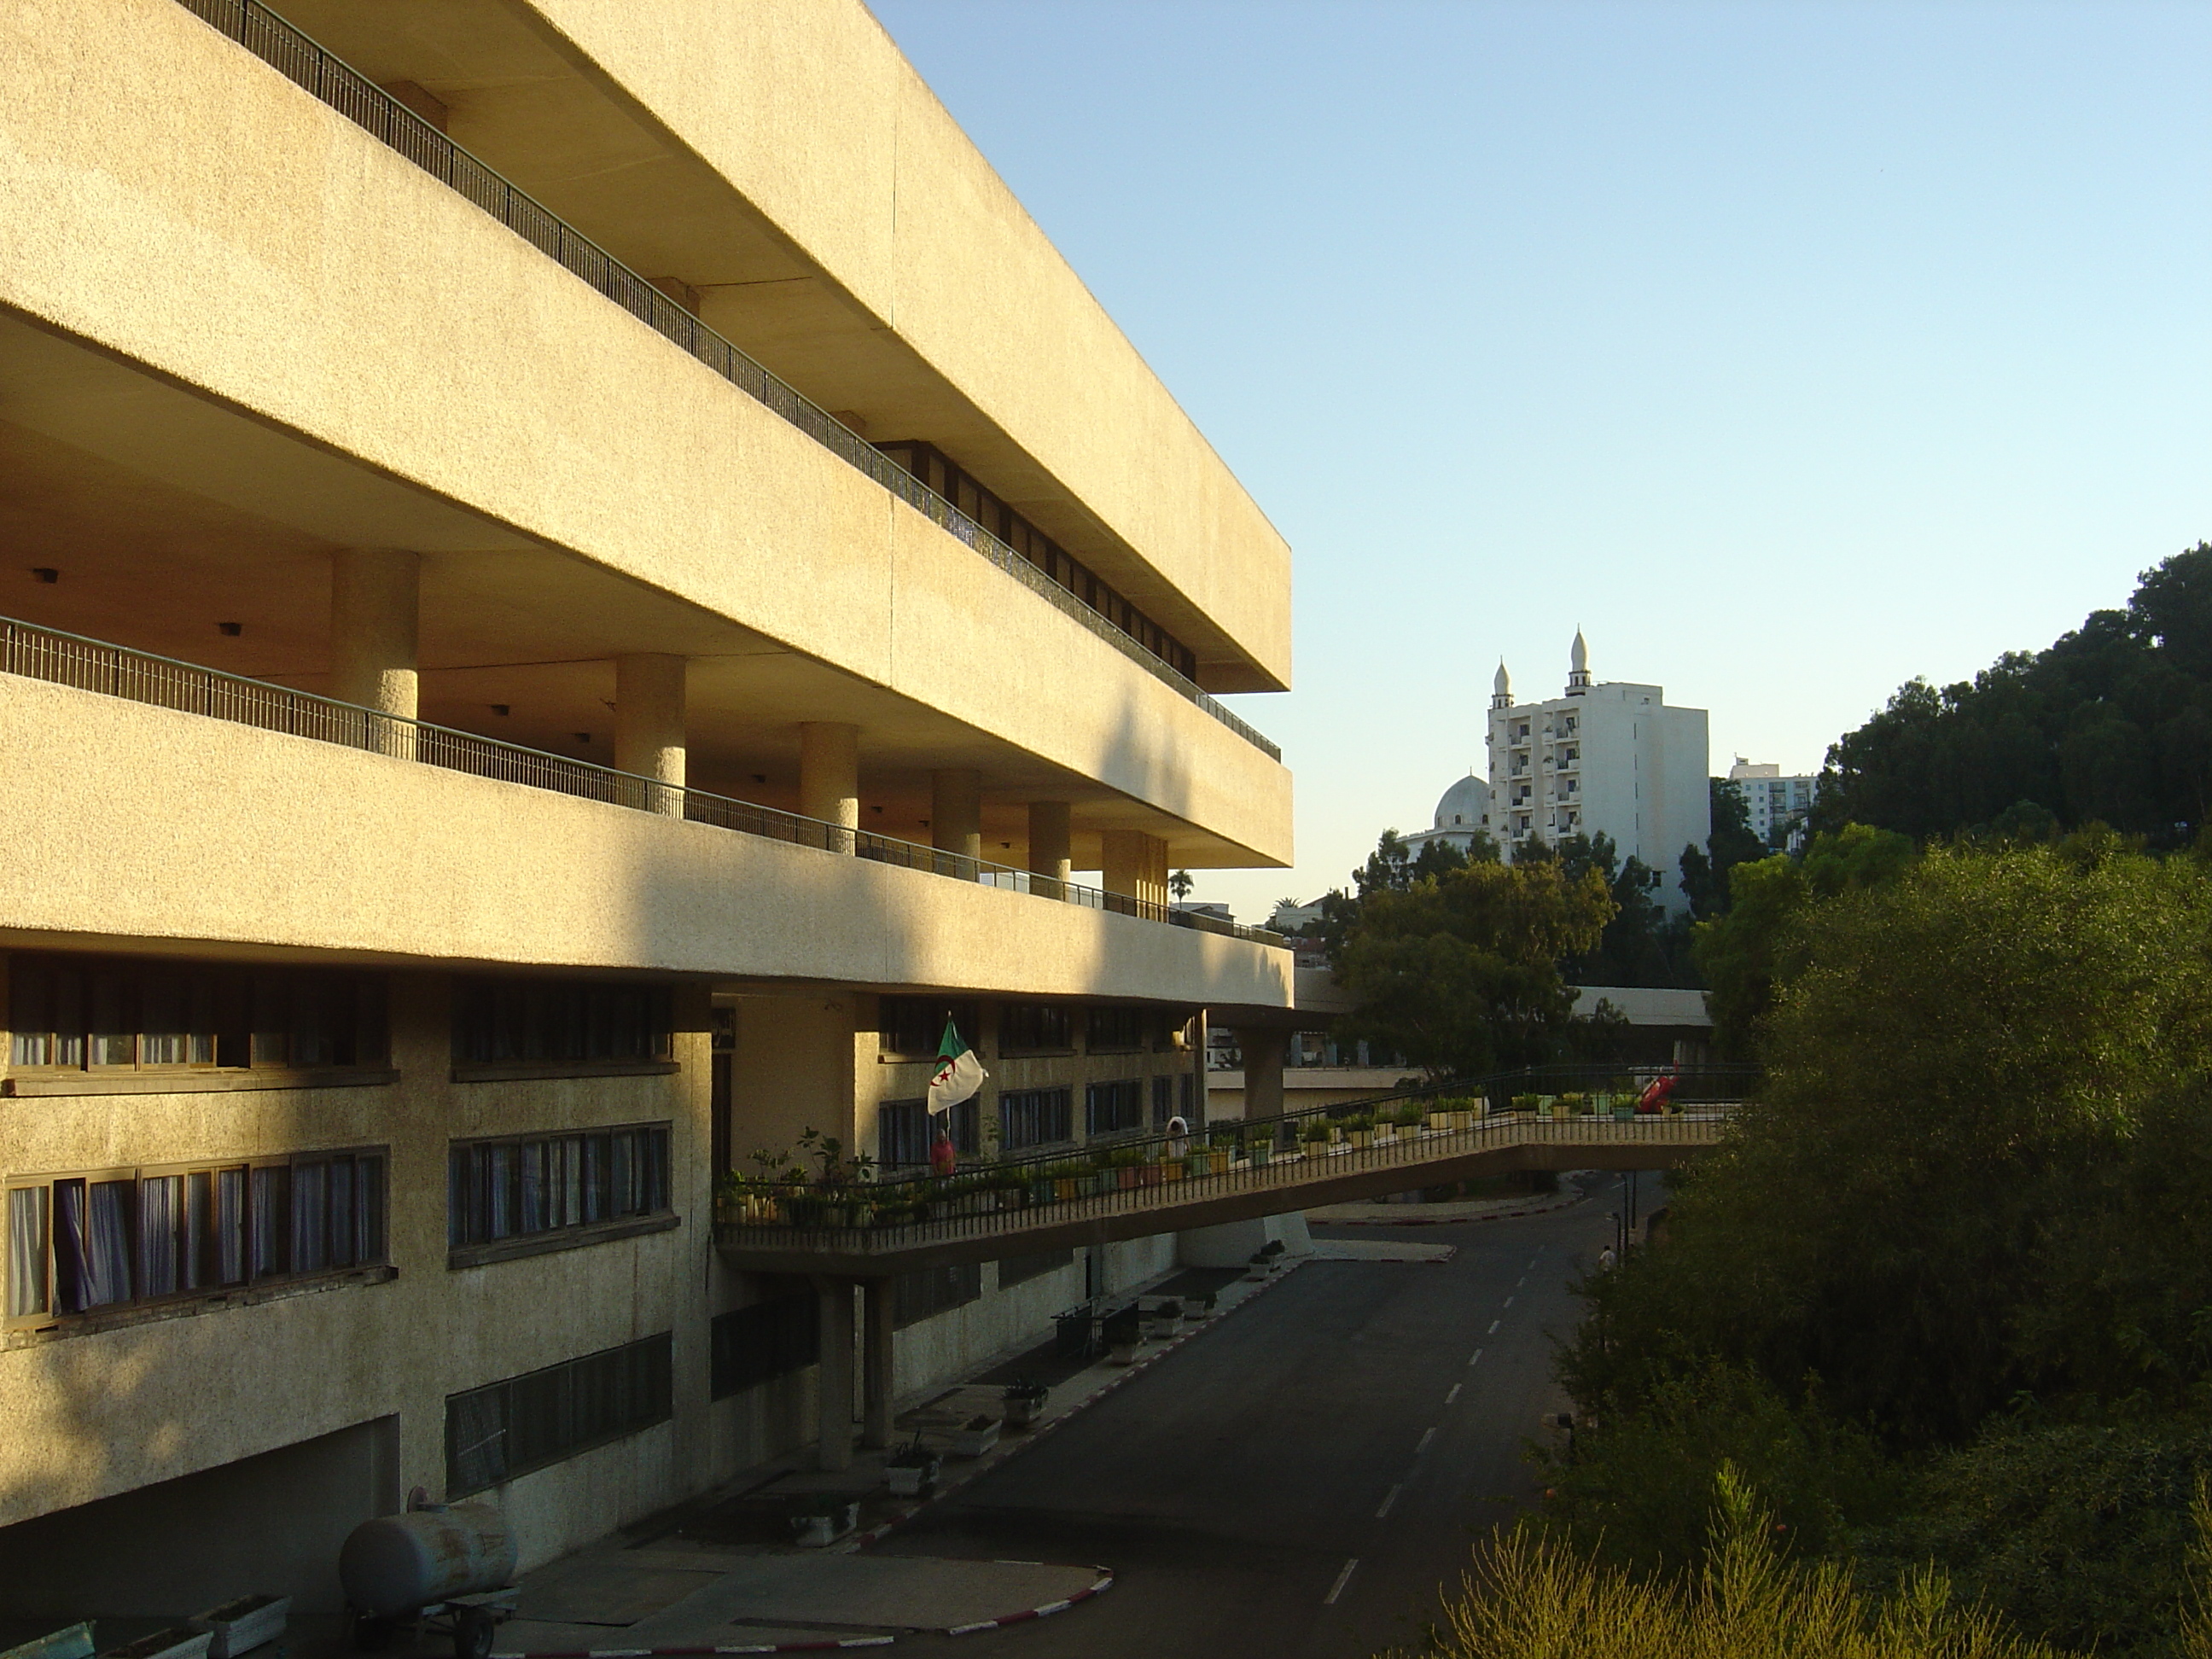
[
  {"x1": 1727, "y1": 758, "x2": 1819, "y2": 847},
  {"x1": 1487, "y1": 635, "x2": 1711, "y2": 911}
]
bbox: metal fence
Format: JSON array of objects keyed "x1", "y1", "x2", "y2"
[
  {"x1": 0, "y1": 614, "x2": 1287, "y2": 948},
  {"x1": 713, "y1": 1064, "x2": 1755, "y2": 1249},
  {"x1": 168, "y1": 0, "x2": 1280, "y2": 764}
]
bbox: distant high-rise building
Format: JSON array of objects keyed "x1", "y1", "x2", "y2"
[
  {"x1": 1727, "y1": 758, "x2": 1819, "y2": 848},
  {"x1": 1486, "y1": 635, "x2": 1711, "y2": 913}
]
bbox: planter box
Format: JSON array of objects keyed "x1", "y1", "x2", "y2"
[
  {"x1": 790, "y1": 1504, "x2": 860, "y2": 1548},
  {"x1": 951, "y1": 1419, "x2": 1003, "y2": 1458},
  {"x1": 5, "y1": 1626, "x2": 93, "y2": 1659},
  {"x1": 1116, "y1": 1167, "x2": 1140, "y2": 1190},
  {"x1": 102, "y1": 1633, "x2": 210, "y2": 1659},
  {"x1": 1249, "y1": 1144, "x2": 1272, "y2": 1166},
  {"x1": 886, "y1": 1460, "x2": 939, "y2": 1497},
  {"x1": 1004, "y1": 1393, "x2": 1047, "y2": 1429},
  {"x1": 190, "y1": 1598, "x2": 288, "y2": 1659},
  {"x1": 1614, "y1": 1107, "x2": 1636, "y2": 1121},
  {"x1": 1347, "y1": 1130, "x2": 1372, "y2": 1149},
  {"x1": 1109, "y1": 1340, "x2": 1143, "y2": 1365}
]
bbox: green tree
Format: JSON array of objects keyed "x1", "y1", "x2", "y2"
[
  {"x1": 1681, "y1": 777, "x2": 1773, "y2": 920},
  {"x1": 1567, "y1": 840, "x2": 2212, "y2": 1447},
  {"x1": 1332, "y1": 855, "x2": 1615, "y2": 1080},
  {"x1": 1168, "y1": 868, "x2": 1194, "y2": 900}
]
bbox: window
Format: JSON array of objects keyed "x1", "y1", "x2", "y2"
[
  {"x1": 1152, "y1": 1075, "x2": 1177, "y2": 1127},
  {"x1": 1179, "y1": 1073, "x2": 1197, "y2": 1117},
  {"x1": 877, "y1": 1098, "x2": 978, "y2": 1168},
  {"x1": 998, "y1": 1087, "x2": 1072, "y2": 1151},
  {"x1": 879, "y1": 998, "x2": 981, "y2": 1060},
  {"x1": 997, "y1": 1248, "x2": 1074, "y2": 1289},
  {"x1": 1086, "y1": 1080, "x2": 1144, "y2": 1137},
  {"x1": 709, "y1": 1293, "x2": 819, "y2": 1399},
  {"x1": 5, "y1": 1148, "x2": 387, "y2": 1324},
  {"x1": 447, "y1": 1124, "x2": 670, "y2": 1249},
  {"x1": 445, "y1": 1333, "x2": 672, "y2": 1496},
  {"x1": 1086, "y1": 1006, "x2": 1148, "y2": 1053},
  {"x1": 9, "y1": 955, "x2": 387, "y2": 1074},
  {"x1": 998, "y1": 1003, "x2": 1072, "y2": 1054},
  {"x1": 453, "y1": 980, "x2": 672, "y2": 1068},
  {"x1": 892, "y1": 1261, "x2": 981, "y2": 1329}
]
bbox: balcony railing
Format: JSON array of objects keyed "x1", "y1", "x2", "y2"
[
  {"x1": 0, "y1": 615, "x2": 1288, "y2": 949},
  {"x1": 714, "y1": 1063, "x2": 1755, "y2": 1254},
  {"x1": 166, "y1": 0, "x2": 1279, "y2": 764}
]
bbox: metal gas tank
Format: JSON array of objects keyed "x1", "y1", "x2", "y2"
[{"x1": 339, "y1": 1504, "x2": 518, "y2": 1618}]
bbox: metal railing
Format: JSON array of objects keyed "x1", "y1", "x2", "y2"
[
  {"x1": 167, "y1": 0, "x2": 1280, "y2": 764},
  {"x1": 713, "y1": 1064, "x2": 1756, "y2": 1249},
  {"x1": 0, "y1": 614, "x2": 1288, "y2": 948}
]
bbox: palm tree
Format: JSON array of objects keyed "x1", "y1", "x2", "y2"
[{"x1": 1169, "y1": 869, "x2": 1195, "y2": 901}]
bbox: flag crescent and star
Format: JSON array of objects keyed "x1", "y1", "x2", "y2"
[{"x1": 928, "y1": 1018, "x2": 987, "y2": 1117}]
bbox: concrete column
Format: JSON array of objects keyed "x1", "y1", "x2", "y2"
[
  {"x1": 816, "y1": 1278, "x2": 857, "y2": 1470},
  {"x1": 931, "y1": 769, "x2": 983, "y2": 864},
  {"x1": 1027, "y1": 800, "x2": 1072, "y2": 899},
  {"x1": 614, "y1": 653, "x2": 687, "y2": 815},
  {"x1": 330, "y1": 549, "x2": 419, "y2": 756},
  {"x1": 1233, "y1": 1025, "x2": 1286, "y2": 1122},
  {"x1": 861, "y1": 1280, "x2": 897, "y2": 1450},
  {"x1": 799, "y1": 722, "x2": 859, "y2": 853},
  {"x1": 1101, "y1": 830, "x2": 1169, "y2": 915}
]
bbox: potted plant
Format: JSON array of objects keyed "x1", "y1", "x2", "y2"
[
  {"x1": 1146, "y1": 1299, "x2": 1183, "y2": 1338},
  {"x1": 789, "y1": 1494, "x2": 861, "y2": 1547},
  {"x1": 1002, "y1": 1379, "x2": 1051, "y2": 1429},
  {"x1": 1511, "y1": 1093, "x2": 1540, "y2": 1115},
  {"x1": 1185, "y1": 1290, "x2": 1216, "y2": 1319},
  {"x1": 1427, "y1": 1099, "x2": 1454, "y2": 1132},
  {"x1": 1451, "y1": 1099, "x2": 1478, "y2": 1130},
  {"x1": 885, "y1": 1441, "x2": 941, "y2": 1496},
  {"x1": 1558, "y1": 1092, "x2": 1587, "y2": 1118},
  {"x1": 1301, "y1": 1122, "x2": 1330, "y2": 1159},
  {"x1": 1247, "y1": 1132, "x2": 1273, "y2": 1167},
  {"x1": 1344, "y1": 1114, "x2": 1373, "y2": 1150},
  {"x1": 102, "y1": 1633, "x2": 209, "y2": 1659},
  {"x1": 951, "y1": 1413, "x2": 1003, "y2": 1458},
  {"x1": 1103, "y1": 1304, "x2": 1144, "y2": 1363},
  {"x1": 1394, "y1": 1103, "x2": 1427, "y2": 1136}
]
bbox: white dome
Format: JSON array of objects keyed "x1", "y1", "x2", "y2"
[
  {"x1": 1493, "y1": 660, "x2": 1511, "y2": 697},
  {"x1": 1434, "y1": 772, "x2": 1490, "y2": 830},
  {"x1": 1570, "y1": 630, "x2": 1589, "y2": 674}
]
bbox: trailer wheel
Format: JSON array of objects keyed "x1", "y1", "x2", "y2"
[
  {"x1": 352, "y1": 1615, "x2": 395, "y2": 1652},
  {"x1": 453, "y1": 1609, "x2": 497, "y2": 1659}
]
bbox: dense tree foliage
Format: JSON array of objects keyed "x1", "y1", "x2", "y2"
[
  {"x1": 1814, "y1": 544, "x2": 2212, "y2": 846},
  {"x1": 1329, "y1": 851, "x2": 1615, "y2": 1080},
  {"x1": 1540, "y1": 837, "x2": 2212, "y2": 1650},
  {"x1": 1680, "y1": 777, "x2": 1775, "y2": 919}
]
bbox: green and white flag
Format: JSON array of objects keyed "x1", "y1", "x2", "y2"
[{"x1": 928, "y1": 1019, "x2": 987, "y2": 1116}]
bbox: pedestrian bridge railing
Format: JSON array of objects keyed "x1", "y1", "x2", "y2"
[{"x1": 713, "y1": 1066, "x2": 1753, "y2": 1274}]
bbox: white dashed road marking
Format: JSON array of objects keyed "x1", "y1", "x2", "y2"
[
  {"x1": 1324, "y1": 1558, "x2": 1359, "y2": 1605},
  {"x1": 1375, "y1": 1484, "x2": 1401, "y2": 1520}
]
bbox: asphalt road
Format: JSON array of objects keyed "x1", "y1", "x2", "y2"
[{"x1": 875, "y1": 1175, "x2": 1631, "y2": 1659}]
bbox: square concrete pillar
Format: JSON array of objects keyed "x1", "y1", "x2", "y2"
[
  {"x1": 1101, "y1": 830, "x2": 1169, "y2": 914},
  {"x1": 1231, "y1": 1025, "x2": 1286, "y2": 1121},
  {"x1": 861, "y1": 1280, "x2": 896, "y2": 1450},
  {"x1": 799, "y1": 723, "x2": 859, "y2": 853},
  {"x1": 1027, "y1": 800, "x2": 1072, "y2": 899},
  {"x1": 816, "y1": 1278, "x2": 857, "y2": 1470},
  {"x1": 931, "y1": 769, "x2": 982, "y2": 863},
  {"x1": 614, "y1": 653, "x2": 686, "y2": 815},
  {"x1": 330, "y1": 549, "x2": 419, "y2": 757}
]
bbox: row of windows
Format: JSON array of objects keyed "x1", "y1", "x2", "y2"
[
  {"x1": 5, "y1": 958, "x2": 679, "y2": 1078},
  {"x1": 876, "y1": 1099, "x2": 981, "y2": 1168},
  {"x1": 5, "y1": 1150, "x2": 387, "y2": 1322},
  {"x1": 9, "y1": 957, "x2": 387, "y2": 1074},
  {"x1": 446, "y1": 1126, "x2": 672, "y2": 1249},
  {"x1": 446, "y1": 1333, "x2": 672, "y2": 1497},
  {"x1": 878, "y1": 998, "x2": 1180, "y2": 1060},
  {"x1": 874, "y1": 440, "x2": 1199, "y2": 682},
  {"x1": 709, "y1": 1293, "x2": 819, "y2": 1400}
]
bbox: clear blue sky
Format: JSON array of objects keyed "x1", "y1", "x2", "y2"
[{"x1": 868, "y1": 0, "x2": 2211, "y2": 923}]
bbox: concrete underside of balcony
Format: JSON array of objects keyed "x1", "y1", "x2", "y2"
[
  {"x1": 715, "y1": 1118, "x2": 1724, "y2": 1276},
  {"x1": 0, "y1": 672, "x2": 1293, "y2": 1007},
  {"x1": 0, "y1": 0, "x2": 1290, "y2": 867}
]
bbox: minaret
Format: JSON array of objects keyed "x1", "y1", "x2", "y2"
[
  {"x1": 1491, "y1": 659, "x2": 1513, "y2": 709},
  {"x1": 1566, "y1": 629, "x2": 1592, "y2": 696}
]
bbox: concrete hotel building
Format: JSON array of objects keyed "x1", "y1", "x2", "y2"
[{"x1": 0, "y1": 0, "x2": 1293, "y2": 1621}]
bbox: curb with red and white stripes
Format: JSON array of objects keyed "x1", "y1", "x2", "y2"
[{"x1": 945, "y1": 1567, "x2": 1115, "y2": 1637}]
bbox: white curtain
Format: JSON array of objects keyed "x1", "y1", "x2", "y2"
[
  {"x1": 139, "y1": 1175, "x2": 179, "y2": 1298},
  {"x1": 7, "y1": 1188, "x2": 46, "y2": 1318},
  {"x1": 84, "y1": 1180, "x2": 133, "y2": 1307}
]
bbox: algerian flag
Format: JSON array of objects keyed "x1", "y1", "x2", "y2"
[{"x1": 928, "y1": 1019, "x2": 987, "y2": 1116}]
